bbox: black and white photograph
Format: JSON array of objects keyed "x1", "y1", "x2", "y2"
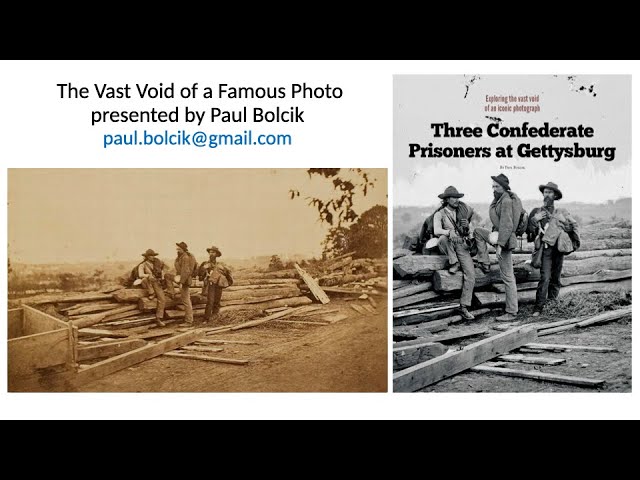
[
  {"x1": 8, "y1": 168, "x2": 388, "y2": 392},
  {"x1": 393, "y1": 75, "x2": 631, "y2": 392}
]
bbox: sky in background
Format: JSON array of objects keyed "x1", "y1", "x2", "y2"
[
  {"x1": 394, "y1": 75, "x2": 631, "y2": 205},
  {"x1": 8, "y1": 168, "x2": 387, "y2": 264}
]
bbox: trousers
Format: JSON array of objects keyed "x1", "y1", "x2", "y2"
[
  {"x1": 205, "y1": 284, "x2": 223, "y2": 320},
  {"x1": 437, "y1": 235, "x2": 475, "y2": 307},
  {"x1": 536, "y1": 245, "x2": 564, "y2": 309},
  {"x1": 141, "y1": 277, "x2": 165, "y2": 320},
  {"x1": 474, "y1": 227, "x2": 518, "y2": 314}
]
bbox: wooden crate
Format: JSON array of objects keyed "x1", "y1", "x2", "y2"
[{"x1": 8, "y1": 305, "x2": 77, "y2": 390}]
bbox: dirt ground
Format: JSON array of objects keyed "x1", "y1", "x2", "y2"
[
  {"x1": 78, "y1": 298, "x2": 388, "y2": 392},
  {"x1": 408, "y1": 303, "x2": 632, "y2": 393}
]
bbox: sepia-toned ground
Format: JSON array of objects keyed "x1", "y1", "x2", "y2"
[{"x1": 78, "y1": 298, "x2": 388, "y2": 393}]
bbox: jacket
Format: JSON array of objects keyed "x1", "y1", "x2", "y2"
[
  {"x1": 198, "y1": 260, "x2": 233, "y2": 286},
  {"x1": 489, "y1": 191, "x2": 520, "y2": 250},
  {"x1": 175, "y1": 251, "x2": 198, "y2": 286},
  {"x1": 138, "y1": 258, "x2": 168, "y2": 280},
  {"x1": 527, "y1": 206, "x2": 580, "y2": 250}
]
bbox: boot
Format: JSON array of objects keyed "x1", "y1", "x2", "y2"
[
  {"x1": 154, "y1": 317, "x2": 166, "y2": 327},
  {"x1": 448, "y1": 262, "x2": 460, "y2": 274},
  {"x1": 459, "y1": 306, "x2": 475, "y2": 320},
  {"x1": 496, "y1": 312, "x2": 517, "y2": 322}
]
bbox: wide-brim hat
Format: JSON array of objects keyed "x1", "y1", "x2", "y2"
[
  {"x1": 141, "y1": 249, "x2": 159, "y2": 257},
  {"x1": 176, "y1": 242, "x2": 189, "y2": 251},
  {"x1": 438, "y1": 186, "x2": 464, "y2": 199},
  {"x1": 491, "y1": 174, "x2": 511, "y2": 191},
  {"x1": 539, "y1": 181, "x2": 563, "y2": 200},
  {"x1": 207, "y1": 246, "x2": 222, "y2": 257}
]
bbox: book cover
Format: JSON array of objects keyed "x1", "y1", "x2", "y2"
[{"x1": 393, "y1": 75, "x2": 631, "y2": 393}]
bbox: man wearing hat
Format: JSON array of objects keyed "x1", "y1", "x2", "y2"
[
  {"x1": 168, "y1": 242, "x2": 198, "y2": 324},
  {"x1": 527, "y1": 182, "x2": 580, "y2": 317},
  {"x1": 136, "y1": 249, "x2": 169, "y2": 327},
  {"x1": 433, "y1": 186, "x2": 476, "y2": 320},
  {"x1": 474, "y1": 174, "x2": 523, "y2": 321},
  {"x1": 198, "y1": 246, "x2": 233, "y2": 323}
]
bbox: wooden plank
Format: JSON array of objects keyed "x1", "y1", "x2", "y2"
[
  {"x1": 561, "y1": 269, "x2": 632, "y2": 286},
  {"x1": 393, "y1": 283, "x2": 433, "y2": 300},
  {"x1": 195, "y1": 339, "x2": 258, "y2": 346},
  {"x1": 298, "y1": 308, "x2": 339, "y2": 318},
  {"x1": 560, "y1": 256, "x2": 631, "y2": 277},
  {"x1": 294, "y1": 263, "x2": 330, "y2": 304},
  {"x1": 8, "y1": 308, "x2": 24, "y2": 339},
  {"x1": 8, "y1": 329, "x2": 71, "y2": 377},
  {"x1": 424, "y1": 328, "x2": 489, "y2": 343},
  {"x1": 78, "y1": 328, "x2": 130, "y2": 338},
  {"x1": 393, "y1": 342, "x2": 448, "y2": 371},
  {"x1": 22, "y1": 305, "x2": 67, "y2": 335},
  {"x1": 361, "y1": 304, "x2": 377, "y2": 314},
  {"x1": 393, "y1": 255, "x2": 448, "y2": 278},
  {"x1": 524, "y1": 343, "x2": 618, "y2": 353},
  {"x1": 101, "y1": 316, "x2": 156, "y2": 328},
  {"x1": 74, "y1": 329, "x2": 209, "y2": 385},
  {"x1": 393, "y1": 303, "x2": 459, "y2": 320},
  {"x1": 393, "y1": 249, "x2": 415, "y2": 260},
  {"x1": 65, "y1": 302, "x2": 121, "y2": 315},
  {"x1": 26, "y1": 292, "x2": 113, "y2": 305},
  {"x1": 482, "y1": 361, "x2": 508, "y2": 368},
  {"x1": 538, "y1": 324, "x2": 580, "y2": 336},
  {"x1": 576, "y1": 306, "x2": 632, "y2": 328},
  {"x1": 275, "y1": 320, "x2": 330, "y2": 326},
  {"x1": 497, "y1": 354, "x2": 566, "y2": 366},
  {"x1": 326, "y1": 256, "x2": 353, "y2": 271},
  {"x1": 232, "y1": 278, "x2": 300, "y2": 286},
  {"x1": 320, "y1": 313, "x2": 349, "y2": 324},
  {"x1": 263, "y1": 306, "x2": 290, "y2": 314},
  {"x1": 394, "y1": 291, "x2": 441, "y2": 308},
  {"x1": 132, "y1": 330, "x2": 176, "y2": 340},
  {"x1": 474, "y1": 280, "x2": 632, "y2": 307},
  {"x1": 322, "y1": 286, "x2": 385, "y2": 296},
  {"x1": 395, "y1": 320, "x2": 449, "y2": 337},
  {"x1": 393, "y1": 326, "x2": 538, "y2": 392},
  {"x1": 70, "y1": 305, "x2": 139, "y2": 329},
  {"x1": 433, "y1": 265, "x2": 539, "y2": 292},
  {"x1": 179, "y1": 345, "x2": 224, "y2": 353},
  {"x1": 563, "y1": 248, "x2": 631, "y2": 261},
  {"x1": 77, "y1": 339, "x2": 147, "y2": 361},
  {"x1": 163, "y1": 352, "x2": 249, "y2": 365},
  {"x1": 493, "y1": 281, "x2": 539, "y2": 293},
  {"x1": 518, "y1": 347, "x2": 560, "y2": 354},
  {"x1": 393, "y1": 280, "x2": 413, "y2": 290},
  {"x1": 351, "y1": 304, "x2": 368, "y2": 315},
  {"x1": 470, "y1": 365, "x2": 605, "y2": 388}
]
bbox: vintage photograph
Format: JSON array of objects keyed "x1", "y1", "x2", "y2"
[
  {"x1": 8, "y1": 168, "x2": 388, "y2": 392},
  {"x1": 393, "y1": 75, "x2": 631, "y2": 392}
]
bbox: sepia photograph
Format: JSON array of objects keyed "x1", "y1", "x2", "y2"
[
  {"x1": 8, "y1": 168, "x2": 388, "y2": 392},
  {"x1": 393, "y1": 75, "x2": 631, "y2": 392}
]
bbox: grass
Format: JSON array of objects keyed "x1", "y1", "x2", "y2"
[{"x1": 543, "y1": 290, "x2": 631, "y2": 317}]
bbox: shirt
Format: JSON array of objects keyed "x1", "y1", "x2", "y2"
[{"x1": 434, "y1": 207, "x2": 457, "y2": 236}]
